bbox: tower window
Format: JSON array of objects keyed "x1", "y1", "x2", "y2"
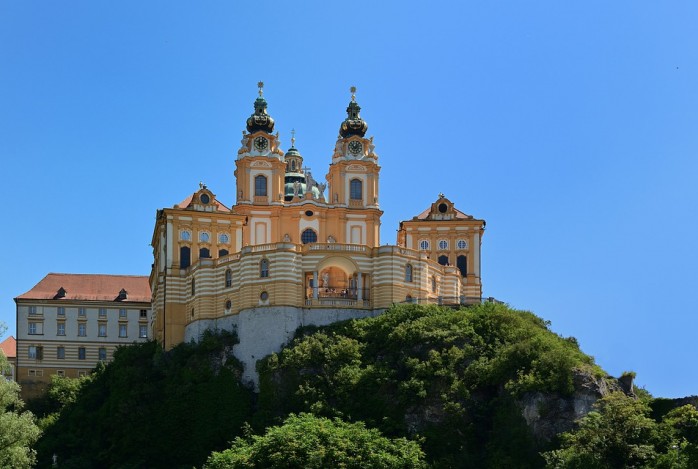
[
  {"x1": 350, "y1": 179, "x2": 362, "y2": 200},
  {"x1": 191, "y1": 279, "x2": 196, "y2": 296},
  {"x1": 438, "y1": 255, "x2": 449, "y2": 266},
  {"x1": 180, "y1": 246, "x2": 191, "y2": 269},
  {"x1": 438, "y1": 240, "x2": 448, "y2": 250},
  {"x1": 431, "y1": 276, "x2": 437, "y2": 293},
  {"x1": 457, "y1": 239, "x2": 468, "y2": 250},
  {"x1": 225, "y1": 269, "x2": 232, "y2": 288},
  {"x1": 199, "y1": 247, "x2": 210, "y2": 259},
  {"x1": 405, "y1": 264, "x2": 413, "y2": 283},
  {"x1": 255, "y1": 175, "x2": 268, "y2": 196},
  {"x1": 457, "y1": 255, "x2": 467, "y2": 277},
  {"x1": 260, "y1": 259, "x2": 270, "y2": 278},
  {"x1": 301, "y1": 229, "x2": 318, "y2": 244},
  {"x1": 438, "y1": 203, "x2": 448, "y2": 213},
  {"x1": 419, "y1": 240, "x2": 430, "y2": 250},
  {"x1": 219, "y1": 249, "x2": 229, "y2": 257}
]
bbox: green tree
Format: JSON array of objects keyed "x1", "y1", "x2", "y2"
[
  {"x1": 543, "y1": 392, "x2": 659, "y2": 468},
  {"x1": 204, "y1": 413, "x2": 427, "y2": 469},
  {"x1": 0, "y1": 352, "x2": 42, "y2": 468}
]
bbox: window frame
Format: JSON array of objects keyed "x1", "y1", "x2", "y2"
[
  {"x1": 78, "y1": 347, "x2": 86, "y2": 360},
  {"x1": 254, "y1": 175, "x2": 268, "y2": 197},
  {"x1": 78, "y1": 323, "x2": 87, "y2": 337},
  {"x1": 419, "y1": 239, "x2": 430, "y2": 250},
  {"x1": 349, "y1": 178, "x2": 363, "y2": 200},
  {"x1": 405, "y1": 264, "x2": 413, "y2": 283},
  {"x1": 98, "y1": 324, "x2": 107, "y2": 337},
  {"x1": 119, "y1": 324, "x2": 128, "y2": 338},
  {"x1": 57, "y1": 322, "x2": 66, "y2": 336},
  {"x1": 260, "y1": 259, "x2": 270, "y2": 278},
  {"x1": 301, "y1": 228, "x2": 318, "y2": 244},
  {"x1": 57, "y1": 346, "x2": 65, "y2": 359}
]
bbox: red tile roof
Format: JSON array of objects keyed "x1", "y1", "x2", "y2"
[
  {"x1": 15, "y1": 273, "x2": 151, "y2": 303},
  {"x1": 413, "y1": 206, "x2": 473, "y2": 220},
  {"x1": 177, "y1": 194, "x2": 231, "y2": 212},
  {"x1": 0, "y1": 336, "x2": 16, "y2": 359}
]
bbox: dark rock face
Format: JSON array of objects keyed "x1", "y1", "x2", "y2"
[{"x1": 518, "y1": 369, "x2": 624, "y2": 442}]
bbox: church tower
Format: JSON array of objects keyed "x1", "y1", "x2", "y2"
[
  {"x1": 234, "y1": 82, "x2": 286, "y2": 208},
  {"x1": 325, "y1": 87, "x2": 382, "y2": 246}
]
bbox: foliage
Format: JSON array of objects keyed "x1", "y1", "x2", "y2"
[
  {"x1": 35, "y1": 331, "x2": 254, "y2": 469},
  {"x1": 0, "y1": 352, "x2": 42, "y2": 469},
  {"x1": 204, "y1": 413, "x2": 427, "y2": 469},
  {"x1": 543, "y1": 393, "x2": 698, "y2": 469},
  {"x1": 257, "y1": 302, "x2": 601, "y2": 467}
]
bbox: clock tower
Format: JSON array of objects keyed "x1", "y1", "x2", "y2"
[
  {"x1": 234, "y1": 82, "x2": 286, "y2": 207},
  {"x1": 326, "y1": 87, "x2": 381, "y2": 210}
]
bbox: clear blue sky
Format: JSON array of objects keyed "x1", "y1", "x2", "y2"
[{"x1": 1, "y1": 1, "x2": 696, "y2": 398}]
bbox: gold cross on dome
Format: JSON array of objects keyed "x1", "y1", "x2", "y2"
[
  {"x1": 350, "y1": 86, "x2": 357, "y2": 102},
  {"x1": 257, "y1": 81, "x2": 264, "y2": 96}
]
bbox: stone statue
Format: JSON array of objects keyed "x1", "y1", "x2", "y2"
[
  {"x1": 322, "y1": 271, "x2": 330, "y2": 287},
  {"x1": 293, "y1": 181, "x2": 301, "y2": 197}
]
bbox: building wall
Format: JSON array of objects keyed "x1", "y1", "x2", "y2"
[{"x1": 16, "y1": 302, "x2": 151, "y2": 401}]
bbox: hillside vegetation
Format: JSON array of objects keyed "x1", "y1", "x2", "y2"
[{"x1": 28, "y1": 303, "x2": 698, "y2": 468}]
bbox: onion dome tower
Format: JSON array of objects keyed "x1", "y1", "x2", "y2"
[
  {"x1": 339, "y1": 86, "x2": 368, "y2": 138},
  {"x1": 246, "y1": 82, "x2": 275, "y2": 134},
  {"x1": 283, "y1": 130, "x2": 320, "y2": 201}
]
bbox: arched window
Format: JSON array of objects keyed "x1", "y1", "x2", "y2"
[
  {"x1": 405, "y1": 264, "x2": 413, "y2": 282},
  {"x1": 180, "y1": 246, "x2": 191, "y2": 269},
  {"x1": 199, "y1": 247, "x2": 210, "y2": 259},
  {"x1": 438, "y1": 240, "x2": 448, "y2": 250},
  {"x1": 219, "y1": 249, "x2": 229, "y2": 257},
  {"x1": 260, "y1": 259, "x2": 270, "y2": 278},
  {"x1": 419, "y1": 240, "x2": 430, "y2": 250},
  {"x1": 255, "y1": 175, "x2": 267, "y2": 196},
  {"x1": 350, "y1": 179, "x2": 362, "y2": 200},
  {"x1": 438, "y1": 255, "x2": 449, "y2": 266},
  {"x1": 431, "y1": 276, "x2": 437, "y2": 293},
  {"x1": 291, "y1": 160, "x2": 296, "y2": 171},
  {"x1": 405, "y1": 295, "x2": 413, "y2": 303},
  {"x1": 225, "y1": 269, "x2": 232, "y2": 288},
  {"x1": 191, "y1": 279, "x2": 196, "y2": 296},
  {"x1": 457, "y1": 255, "x2": 467, "y2": 277},
  {"x1": 301, "y1": 228, "x2": 318, "y2": 244}
]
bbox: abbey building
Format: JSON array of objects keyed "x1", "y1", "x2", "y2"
[{"x1": 149, "y1": 85, "x2": 485, "y2": 384}]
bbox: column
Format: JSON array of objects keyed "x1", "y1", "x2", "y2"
[
  {"x1": 313, "y1": 271, "x2": 319, "y2": 299},
  {"x1": 357, "y1": 272, "x2": 363, "y2": 301}
]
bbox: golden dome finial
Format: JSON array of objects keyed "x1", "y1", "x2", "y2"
[
  {"x1": 257, "y1": 81, "x2": 264, "y2": 97},
  {"x1": 350, "y1": 86, "x2": 357, "y2": 102},
  {"x1": 291, "y1": 128, "x2": 296, "y2": 147}
]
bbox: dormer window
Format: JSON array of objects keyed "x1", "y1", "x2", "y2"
[
  {"x1": 54, "y1": 287, "x2": 67, "y2": 299},
  {"x1": 117, "y1": 289, "x2": 128, "y2": 301}
]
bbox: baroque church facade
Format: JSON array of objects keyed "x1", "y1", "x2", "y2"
[{"x1": 149, "y1": 85, "x2": 485, "y2": 383}]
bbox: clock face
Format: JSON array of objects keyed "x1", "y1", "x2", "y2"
[
  {"x1": 200, "y1": 193, "x2": 210, "y2": 204},
  {"x1": 348, "y1": 141, "x2": 363, "y2": 156},
  {"x1": 254, "y1": 137, "x2": 269, "y2": 151}
]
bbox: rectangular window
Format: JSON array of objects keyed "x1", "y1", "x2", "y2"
[
  {"x1": 57, "y1": 322, "x2": 66, "y2": 336},
  {"x1": 78, "y1": 307, "x2": 86, "y2": 317},
  {"x1": 78, "y1": 371, "x2": 87, "y2": 378},
  {"x1": 57, "y1": 306, "x2": 65, "y2": 316},
  {"x1": 78, "y1": 323, "x2": 87, "y2": 337},
  {"x1": 99, "y1": 308, "x2": 107, "y2": 317},
  {"x1": 56, "y1": 370, "x2": 65, "y2": 377},
  {"x1": 119, "y1": 308, "x2": 127, "y2": 318},
  {"x1": 254, "y1": 175, "x2": 267, "y2": 196},
  {"x1": 98, "y1": 347, "x2": 107, "y2": 361},
  {"x1": 28, "y1": 346, "x2": 43, "y2": 360},
  {"x1": 98, "y1": 324, "x2": 107, "y2": 337},
  {"x1": 28, "y1": 369, "x2": 43, "y2": 377},
  {"x1": 28, "y1": 306, "x2": 38, "y2": 315},
  {"x1": 119, "y1": 324, "x2": 128, "y2": 338},
  {"x1": 139, "y1": 325, "x2": 148, "y2": 339},
  {"x1": 140, "y1": 310, "x2": 147, "y2": 319},
  {"x1": 28, "y1": 322, "x2": 39, "y2": 335},
  {"x1": 78, "y1": 347, "x2": 86, "y2": 360},
  {"x1": 57, "y1": 346, "x2": 65, "y2": 359}
]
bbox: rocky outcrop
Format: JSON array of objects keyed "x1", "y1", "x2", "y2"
[{"x1": 518, "y1": 369, "x2": 626, "y2": 442}]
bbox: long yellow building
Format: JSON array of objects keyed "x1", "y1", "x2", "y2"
[{"x1": 149, "y1": 84, "x2": 485, "y2": 386}]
